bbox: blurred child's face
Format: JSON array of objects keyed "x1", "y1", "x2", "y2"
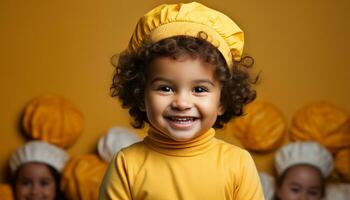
[
  {"x1": 15, "y1": 162, "x2": 56, "y2": 200},
  {"x1": 144, "y1": 56, "x2": 224, "y2": 141},
  {"x1": 277, "y1": 165, "x2": 323, "y2": 200}
]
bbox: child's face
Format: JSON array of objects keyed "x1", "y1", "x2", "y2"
[
  {"x1": 277, "y1": 165, "x2": 323, "y2": 200},
  {"x1": 15, "y1": 162, "x2": 56, "y2": 200},
  {"x1": 144, "y1": 56, "x2": 224, "y2": 141}
]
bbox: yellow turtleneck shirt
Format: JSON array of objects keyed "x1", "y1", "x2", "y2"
[{"x1": 99, "y1": 128, "x2": 264, "y2": 200}]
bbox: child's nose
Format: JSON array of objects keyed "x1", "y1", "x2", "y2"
[
  {"x1": 30, "y1": 183, "x2": 41, "y2": 195},
  {"x1": 171, "y1": 92, "x2": 192, "y2": 110},
  {"x1": 300, "y1": 192, "x2": 308, "y2": 200}
]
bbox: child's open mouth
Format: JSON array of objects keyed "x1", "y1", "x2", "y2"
[{"x1": 166, "y1": 116, "x2": 199, "y2": 129}]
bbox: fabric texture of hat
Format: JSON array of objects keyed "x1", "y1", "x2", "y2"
[
  {"x1": 230, "y1": 101, "x2": 286, "y2": 152},
  {"x1": 335, "y1": 148, "x2": 350, "y2": 182},
  {"x1": 98, "y1": 127, "x2": 141, "y2": 162},
  {"x1": 61, "y1": 154, "x2": 108, "y2": 200},
  {"x1": 324, "y1": 183, "x2": 350, "y2": 200},
  {"x1": 290, "y1": 101, "x2": 350, "y2": 152},
  {"x1": 128, "y1": 2, "x2": 244, "y2": 67},
  {"x1": 9, "y1": 141, "x2": 69, "y2": 173},
  {"x1": 0, "y1": 184, "x2": 14, "y2": 200},
  {"x1": 275, "y1": 141, "x2": 333, "y2": 177},
  {"x1": 23, "y1": 95, "x2": 84, "y2": 148},
  {"x1": 259, "y1": 172, "x2": 275, "y2": 200}
]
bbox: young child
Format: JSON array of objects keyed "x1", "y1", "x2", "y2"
[
  {"x1": 274, "y1": 141, "x2": 333, "y2": 200},
  {"x1": 99, "y1": 2, "x2": 263, "y2": 199},
  {"x1": 9, "y1": 141, "x2": 69, "y2": 200}
]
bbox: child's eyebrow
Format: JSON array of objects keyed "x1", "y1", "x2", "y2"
[
  {"x1": 289, "y1": 182, "x2": 302, "y2": 187},
  {"x1": 150, "y1": 77, "x2": 172, "y2": 84},
  {"x1": 193, "y1": 79, "x2": 215, "y2": 86},
  {"x1": 150, "y1": 77, "x2": 215, "y2": 86}
]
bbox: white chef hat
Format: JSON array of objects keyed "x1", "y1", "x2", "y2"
[
  {"x1": 259, "y1": 172, "x2": 275, "y2": 200},
  {"x1": 324, "y1": 183, "x2": 350, "y2": 200},
  {"x1": 9, "y1": 140, "x2": 69, "y2": 173},
  {"x1": 275, "y1": 141, "x2": 333, "y2": 177},
  {"x1": 97, "y1": 127, "x2": 141, "y2": 162}
]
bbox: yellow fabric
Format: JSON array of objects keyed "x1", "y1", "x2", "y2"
[
  {"x1": 99, "y1": 128, "x2": 264, "y2": 200},
  {"x1": 0, "y1": 184, "x2": 14, "y2": 200},
  {"x1": 335, "y1": 148, "x2": 350, "y2": 182},
  {"x1": 290, "y1": 101, "x2": 350, "y2": 152},
  {"x1": 61, "y1": 154, "x2": 108, "y2": 200},
  {"x1": 128, "y1": 2, "x2": 244, "y2": 68},
  {"x1": 23, "y1": 95, "x2": 84, "y2": 148},
  {"x1": 230, "y1": 101, "x2": 286, "y2": 152}
]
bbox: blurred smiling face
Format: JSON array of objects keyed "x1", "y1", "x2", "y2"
[
  {"x1": 144, "y1": 56, "x2": 224, "y2": 141},
  {"x1": 15, "y1": 162, "x2": 56, "y2": 200},
  {"x1": 277, "y1": 165, "x2": 324, "y2": 200}
]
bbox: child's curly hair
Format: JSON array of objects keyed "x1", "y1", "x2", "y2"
[{"x1": 111, "y1": 33, "x2": 257, "y2": 129}]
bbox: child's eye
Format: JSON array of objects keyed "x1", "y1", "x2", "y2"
[
  {"x1": 290, "y1": 187, "x2": 300, "y2": 193},
  {"x1": 157, "y1": 86, "x2": 173, "y2": 93},
  {"x1": 308, "y1": 190, "x2": 321, "y2": 196},
  {"x1": 193, "y1": 86, "x2": 208, "y2": 93},
  {"x1": 40, "y1": 179, "x2": 51, "y2": 187},
  {"x1": 19, "y1": 179, "x2": 31, "y2": 186}
]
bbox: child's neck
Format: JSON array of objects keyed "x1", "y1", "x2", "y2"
[{"x1": 143, "y1": 127, "x2": 216, "y2": 156}]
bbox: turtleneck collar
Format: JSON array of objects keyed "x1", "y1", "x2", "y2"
[{"x1": 143, "y1": 127, "x2": 216, "y2": 157}]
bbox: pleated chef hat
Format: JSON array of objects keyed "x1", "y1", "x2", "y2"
[
  {"x1": 128, "y1": 2, "x2": 244, "y2": 68},
  {"x1": 98, "y1": 127, "x2": 141, "y2": 162},
  {"x1": 9, "y1": 141, "x2": 69, "y2": 173},
  {"x1": 275, "y1": 141, "x2": 333, "y2": 177},
  {"x1": 259, "y1": 172, "x2": 275, "y2": 200},
  {"x1": 324, "y1": 183, "x2": 350, "y2": 200}
]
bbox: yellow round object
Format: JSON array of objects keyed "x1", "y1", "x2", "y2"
[
  {"x1": 230, "y1": 101, "x2": 287, "y2": 152},
  {"x1": 23, "y1": 95, "x2": 84, "y2": 148},
  {"x1": 335, "y1": 148, "x2": 350, "y2": 182},
  {"x1": 61, "y1": 154, "x2": 108, "y2": 200},
  {"x1": 0, "y1": 184, "x2": 14, "y2": 200},
  {"x1": 290, "y1": 101, "x2": 350, "y2": 152},
  {"x1": 128, "y1": 2, "x2": 244, "y2": 68}
]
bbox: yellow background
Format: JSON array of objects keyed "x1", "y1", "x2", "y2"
[{"x1": 0, "y1": 0, "x2": 349, "y2": 182}]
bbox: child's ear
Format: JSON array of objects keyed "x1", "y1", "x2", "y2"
[
  {"x1": 217, "y1": 104, "x2": 225, "y2": 116},
  {"x1": 138, "y1": 102, "x2": 146, "y2": 112}
]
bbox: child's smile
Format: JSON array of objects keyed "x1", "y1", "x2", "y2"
[
  {"x1": 144, "y1": 55, "x2": 224, "y2": 141},
  {"x1": 165, "y1": 116, "x2": 199, "y2": 130}
]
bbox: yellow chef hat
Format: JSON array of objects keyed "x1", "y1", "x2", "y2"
[
  {"x1": 128, "y1": 2, "x2": 244, "y2": 68},
  {"x1": 230, "y1": 101, "x2": 287, "y2": 152},
  {"x1": 335, "y1": 148, "x2": 350, "y2": 182},
  {"x1": 290, "y1": 101, "x2": 350, "y2": 152},
  {"x1": 0, "y1": 184, "x2": 14, "y2": 200},
  {"x1": 23, "y1": 95, "x2": 84, "y2": 148},
  {"x1": 60, "y1": 154, "x2": 108, "y2": 200}
]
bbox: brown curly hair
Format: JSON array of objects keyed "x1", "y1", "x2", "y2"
[{"x1": 111, "y1": 33, "x2": 257, "y2": 129}]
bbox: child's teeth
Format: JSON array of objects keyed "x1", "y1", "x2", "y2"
[{"x1": 171, "y1": 117, "x2": 194, "y2": 121}]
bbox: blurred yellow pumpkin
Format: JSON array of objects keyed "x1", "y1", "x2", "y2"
[
  {"x1": 290, "y1": 101, "x2": 350, "y2": 152},
  {"x1": 230, "y1": 101, "x2": 287, "y2": 152},
  {"x1": 23, "y1": 95, "x2": 84, "y2": 148},
  {"x1": 61, "y1": 154, "x2": 108, "y2": 200},
  {"x1": 335, "y1": 148, "x2": 350, "y2": 182},
  {"x1": 0, "y1": 184, "x2": 14, "y2": 200}
]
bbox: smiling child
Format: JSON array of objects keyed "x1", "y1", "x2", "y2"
[{"x1": 99, "y1": 2, "x2": 264, "y2": 199}]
